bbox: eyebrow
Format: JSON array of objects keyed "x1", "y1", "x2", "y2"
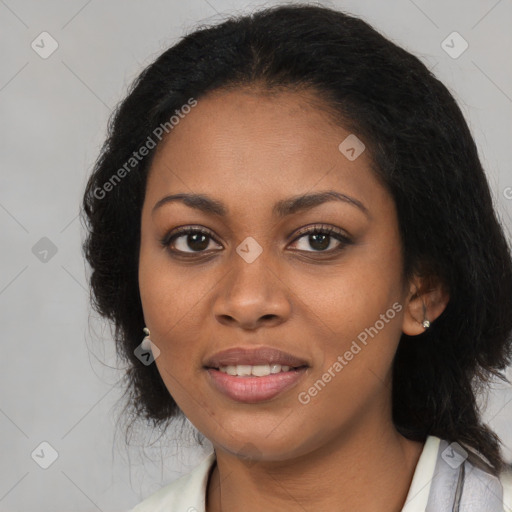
[{"x1": 151, "y1": 190, "x2": 369, "y2": 218}]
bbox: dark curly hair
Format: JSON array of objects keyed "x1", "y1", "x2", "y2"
[{"x1": 81, "y1": 4, "x2": 512, "y2": 474}]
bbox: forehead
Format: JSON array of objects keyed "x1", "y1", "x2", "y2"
[{"x1": 145, "y1": 87, "x2": 390, "y2": 217}]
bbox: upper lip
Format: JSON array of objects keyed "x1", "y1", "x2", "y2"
[{"x1": 204, "y1": 346, "x2": 309, "y2": 368}]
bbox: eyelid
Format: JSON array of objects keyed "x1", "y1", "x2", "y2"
[
  {"x1": 159, "y1": 225, "x2": 222, "y2": 249},
  {"x1": 161, "y1": 223, "x2": 352, "y2": 256},
  {"x1": 290, "y1": 223, "x2": 352, "y2": 242}
]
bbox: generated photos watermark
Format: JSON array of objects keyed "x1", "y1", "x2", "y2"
[
  {"x1": 298, "y1": 301, "x2": 403, "y2": 405},
  {"x1": 93, "y1": 97, "x2": 198, "y2": 200}
]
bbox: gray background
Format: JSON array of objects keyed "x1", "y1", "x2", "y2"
[{"x1": 1, "y1": 0, "x2": 511, "y2": 511}]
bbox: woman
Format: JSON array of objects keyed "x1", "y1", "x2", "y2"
[{"x1": 81, "y1": 4, "x2": 512, "y2": 511}]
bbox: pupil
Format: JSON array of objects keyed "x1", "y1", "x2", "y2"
[
  {"x1": 310, "y1": 233, "x2": 329, "y2": 251},
  {"x1": 188, "y1": 233, "x2": 209, "y2": 251}
]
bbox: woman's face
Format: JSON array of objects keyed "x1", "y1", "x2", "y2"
[{"x1": 139, "y1": 87, "x2": 412, "y2": 461}]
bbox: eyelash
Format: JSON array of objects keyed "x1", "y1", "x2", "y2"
[{"x1": 159, "y1": 224, "x2": 352, "y2": 257}]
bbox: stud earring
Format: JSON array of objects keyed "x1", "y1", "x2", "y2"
[
  {"x1": 142, "y1": 327, "x2": 152, "y2": 349},
  {"x1": 421, "y1": 301, "x2": 430, "y2": 329}
]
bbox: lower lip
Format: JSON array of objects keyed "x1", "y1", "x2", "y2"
[{"x1": 205, "y1": 367, "x2": 308, "y2": 403}]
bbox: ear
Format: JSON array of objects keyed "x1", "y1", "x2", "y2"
[{"x1": 402, "y1": 274, "x2": 450, "y2": 336}]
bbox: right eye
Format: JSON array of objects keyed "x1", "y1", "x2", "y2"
[{"x1": 160, "y1": 226, "x2": 223, "y2": 255}]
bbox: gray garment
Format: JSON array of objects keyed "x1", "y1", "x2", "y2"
[{"x1": 426, "y1": 439, "x2": 504, "y2": 511}]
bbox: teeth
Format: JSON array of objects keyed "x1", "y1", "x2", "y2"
[
  {"x1": 270, "y1": 364, "x2": 282, "y2": 374},
  {"x1": 218, "y1": 364, "x2": 294, "y2": 376},
  {"x1": 251, "y1": 364, "x2": 270, "y2": 377},
  {"x1": 236, "y1": 365, "x2": 252, "y2": 376}
]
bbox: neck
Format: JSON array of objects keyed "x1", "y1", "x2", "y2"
[{"x1": 206, "y1": 420, "x2": 424, "y2": 512}]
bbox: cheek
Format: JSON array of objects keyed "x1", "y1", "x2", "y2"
[
  {"x1": 299, "y1": 244, "x2": 402, "y2": 332},
  {"x1": 139, "y1": 240, "x2": 197, "y2": 325},
  {"x1": 138, "y1": 253, "x2": 206, "y2": 408},
  {"x1": 297, "y1": 235, "x2": 404, "y2": 372},
  {"x1": 138, "y1": 244, "x2": 221, "y2": 371}
]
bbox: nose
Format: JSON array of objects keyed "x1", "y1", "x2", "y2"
[{"x1": 212, "y1": 250, "x2": 292, "y2": 330}]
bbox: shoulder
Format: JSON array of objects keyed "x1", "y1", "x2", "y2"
[
  {"x1": 130, "y1": 451, "x2": 216, "y2": 512},
  {"x1": 501, "y1": 465, "x2": 512, "y2": 512},
  {"x1": 427, "y1": 437, "x2": 511, "y2": 511}
]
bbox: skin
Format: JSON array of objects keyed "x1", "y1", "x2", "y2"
[{"x1": 138, "y1": 86, "x2": 449, "y2": 512}]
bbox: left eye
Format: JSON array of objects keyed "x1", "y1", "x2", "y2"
[{"x1": 290, "y1": 226, "x2": 351, "y2": 252}]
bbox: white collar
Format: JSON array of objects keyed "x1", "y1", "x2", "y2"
[
  {"x1": 401, "y1": 435, "x2": 441, "y2": 512},
  {"x1": 131, "y1": 450, "x2": 215, "y2": 511},
  {"x1": 131, "y1": 434, "x2": 507, "y2": 511}
]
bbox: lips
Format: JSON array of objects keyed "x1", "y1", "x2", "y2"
[
  {"x1": 206, "y1": 367, "x2": 308, "y2": 403},
  {"x1": 203, "y1": 346, "x2": 309, "y2": 369}
]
